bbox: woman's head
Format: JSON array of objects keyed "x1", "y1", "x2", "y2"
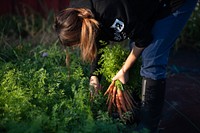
[{"x1": 54, "y1": 8, "x2": 99, "y2": 62}]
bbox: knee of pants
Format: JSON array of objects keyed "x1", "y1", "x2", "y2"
[{"x1": 140, "y1": 57, "x2": 168, "y2": 80}]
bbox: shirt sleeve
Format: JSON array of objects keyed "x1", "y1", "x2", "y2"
[
  {"x1": 90, "y1": 34, "x2": 109, "y2": 81},
  {"x1": 129, "y1": 21, "x2": 154, "y2": 48}
]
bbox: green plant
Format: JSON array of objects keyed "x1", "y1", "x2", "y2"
[
  {"x1": 0, "y1": 41, "x2": 129, "y2": 132},
  {"x1": 175, "y1": 3, "x2": 200, "y2": 50},
  {"x1": 98, "y1": 43, "x2": 142, "y2": 94}
]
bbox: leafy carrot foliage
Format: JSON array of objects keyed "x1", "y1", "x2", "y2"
[{"x1": 97, "y1": 43, "x2": 142, "y2": 123}]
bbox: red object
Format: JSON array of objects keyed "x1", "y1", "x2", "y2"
[
  {"x1": 0, "y1": 0, "x2": 70, "y2": 16},
  {"x1": 1, "y1": 0, "x2": 13, "y2": 15}
]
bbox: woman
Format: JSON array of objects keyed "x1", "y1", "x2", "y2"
[{"x1": 54, "y1": 0, "x2": 198, "y2": 132}]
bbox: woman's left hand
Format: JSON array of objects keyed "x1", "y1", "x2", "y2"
[
  {"x1": 112, "y1": 67, "x2": 129, "y2": 84},
  {"x1": 89, "y1": 76, "x2": 102, "y2": 97}
]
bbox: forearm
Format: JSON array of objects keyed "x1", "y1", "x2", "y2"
[{"x1": 122, "y1": 45, "x2": 144, "y2": 72}]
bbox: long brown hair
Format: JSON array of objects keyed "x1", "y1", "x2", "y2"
[{"x1": 54, "y1": 8, "x2": 99, "y2": 62}]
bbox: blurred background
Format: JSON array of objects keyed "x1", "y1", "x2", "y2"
[
  {"x1": 0, "y1": 0, "x2": 199, "y2": 50},
  {"x1": 0, "y1": 0, "x2": 69, "y2": 16}
]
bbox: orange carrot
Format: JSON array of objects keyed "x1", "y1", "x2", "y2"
[
  {"x1": 112, "y1": 86, "x2": 117, "y2": 105},
  {"x1": 117, "y1": 89, "x2": 127, "y2": 112},
  {"x1": 108, "y1": 96, "x2": 113, "y2": 113},
  {"x1": 123, "y1": 91, "x2": 134, "y2": 111},
  {"x1": 106, "y1": 86, "x2": 113, "y2": 104},
  {"x1": 116, "y1": 94, "x2": 122, "y2": 118},
  {"x1": 104, "y1": 80, "x2": 115, "y2": 96},
  {"x1": 104, "y1": 80, "x2": 138, "y2": 122}
]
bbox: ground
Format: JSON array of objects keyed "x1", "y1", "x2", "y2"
[{"x1": 160, "y1": 47, "x2": 200, "y2": 133}]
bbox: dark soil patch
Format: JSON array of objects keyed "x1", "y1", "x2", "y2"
[{"x1": 160, "y1": 48, "x2": 200, "y2": 133}]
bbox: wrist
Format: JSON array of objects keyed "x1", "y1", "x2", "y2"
[{"x1": 122, "y1": 65, "x2": 128, "y2": 73}]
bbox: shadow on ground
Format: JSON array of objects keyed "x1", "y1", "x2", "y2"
[{"x1": 160, "y1": 48, "x2": 200, "y2": 133}]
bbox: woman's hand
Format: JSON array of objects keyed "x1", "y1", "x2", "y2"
[
  {"x1": 112, "y1": 45, "x2": 144, "y2": 84},
  {"x1": 112, "y1": 67, "x2": 129, "y2": 84},
  {"x1": 89, "y1": 76, "x2": 102, "y2": 97}
]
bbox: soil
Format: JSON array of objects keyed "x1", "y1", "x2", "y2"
[{"x1": 159, "y1": 47, "x2": 200, "y2": 133}]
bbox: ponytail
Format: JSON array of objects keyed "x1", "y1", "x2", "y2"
[
  {"x1": 55, "y1": 8, "x2": 99, "y2": 62},
  {"x1": 78, "y1": 8, "x2": 99, "y2": 62}
]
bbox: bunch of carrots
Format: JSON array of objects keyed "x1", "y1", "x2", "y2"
[{"x1": 104, "y1": 80, "x2": 137, "y2": 122}]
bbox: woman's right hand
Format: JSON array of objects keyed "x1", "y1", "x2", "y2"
[{"x1": 112, "y1": 67, "x2": 129, "y2": 84}]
